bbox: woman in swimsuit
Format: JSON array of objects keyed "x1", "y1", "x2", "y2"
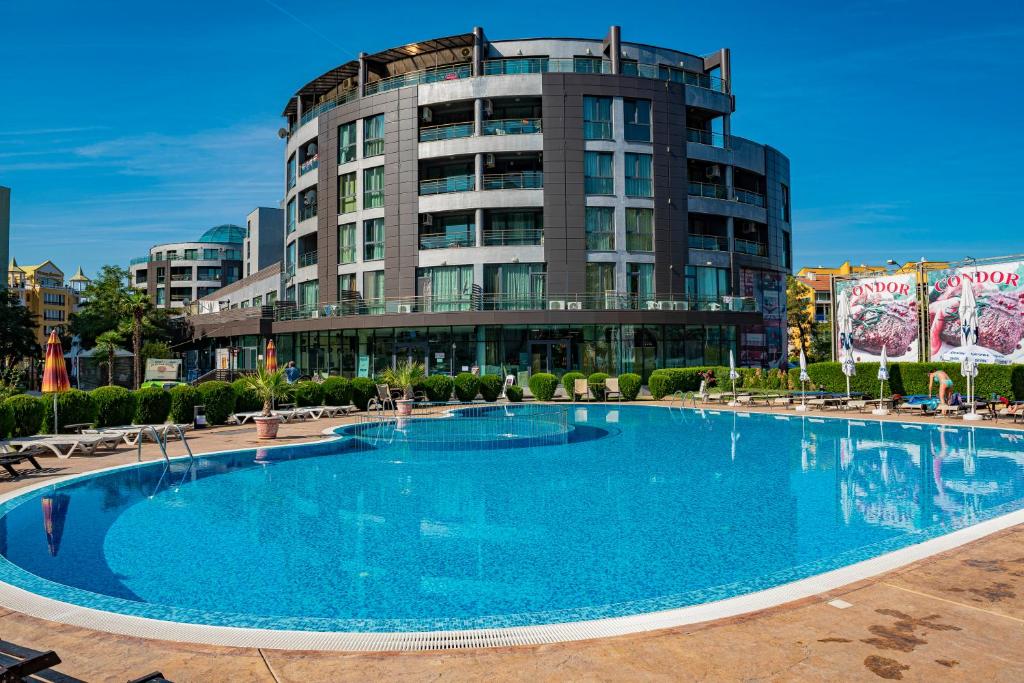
[{"x1": 928, "y1": 370, "x2": 954, "y2": 405}]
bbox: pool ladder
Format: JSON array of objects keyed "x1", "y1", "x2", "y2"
[
  {"x1": 669, "y1": 391, "x2": 698, "y2": 410},
  {"x1": 139, "y1": 425, "x2": 196, "y2": 497}
]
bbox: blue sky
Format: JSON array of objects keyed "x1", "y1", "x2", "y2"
[{"x1": 1, "y1": 0, "x2": 1021, "y2": 276}]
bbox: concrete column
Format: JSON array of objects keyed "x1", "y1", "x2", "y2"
[
  {"x1": 358, "y1": 52, "x2": 367, "y2": 96},
  {"x1": 474, "y1": 98, "x2": 484, "y2": 136},
  {"x1": 726, "y1": 215, "x2": 735, "y2": 261},
  {"x1": 607, "y1": 25, "x2": 622, "y2": 74},
  {"x1": 474, "y1": 153, "x2": 484, "y2": 191},
  {"x1": 725, "y1": 165, "x2": 734, "y2": 200},
  {"x1": 474, "y1": 208, "x2": 484, "y2": 247},
  {"x1": 722, "y1": 114, "x2": 731, "y2": 145},
  {"x1": 472, "y1": 26, "x2": 485, "y2": 77},
  {"x1": 295, "y1": 96, "x2": 303, "y2": 123}
]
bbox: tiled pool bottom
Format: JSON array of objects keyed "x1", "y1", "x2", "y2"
[{"x1": 0, "y1": 405, "x2": 1023, "y2": 640}]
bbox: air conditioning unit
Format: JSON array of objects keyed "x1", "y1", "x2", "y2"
[
  {"x1": 483, "y1": 99, "x2": 494, "y2": 116},
  {"x1": 705, "y1": 165, "x2": 722, "y2": 180},
  {"x1": 566, "y1": 301, "x2": 583, "y2": 310},
  {"x1": 421, "y1": 107, "x2": 433, "y2": 123},
  {"x1": 548, "y1": 300, "x2": 566, "y2": 310},
  {"x1": 396, "y1": 303, "x2": 413, "y2": 313},
  {"x1": 310, "y1": 309, "x2": 320, "y2": 318},
  {"x1": 646, "y1": 300, "x2": 661, "y2": 310},
  {"x1": 421, "y1": 213, "x2": 433, "y2": 226},
  {"x1": 484, "y1": 153, "x2": 496, "y2": 168},
  {"x1": 674, "y1": 300, "x2": 690, "y2": 311}
]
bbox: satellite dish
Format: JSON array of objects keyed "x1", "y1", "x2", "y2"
[{"x1": 277, "y1": 128, "x2": 289, "y2": 139}]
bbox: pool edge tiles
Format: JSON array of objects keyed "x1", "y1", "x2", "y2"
[{"x1": 0, "y1": 406, "x2": 1022, "y2": 650}]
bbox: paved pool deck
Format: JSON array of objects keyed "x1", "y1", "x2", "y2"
[{"x1": 0, "y1": 401, "x2": 1022, "y2": 682}]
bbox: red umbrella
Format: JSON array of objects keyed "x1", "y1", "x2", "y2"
[
  {"x1": 265, "y1": 339, "x2": 278, "y2": 373},
  {"x1": 41, "y1": 331, "x2": 70, "y2": 433},
  {"x1": 41, "y1": 493, "x2": 71, "y2": 557}
]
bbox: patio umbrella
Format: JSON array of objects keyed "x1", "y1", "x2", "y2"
[
  {"x1": 41, "y1": 493, "x2": 70, "y2": 557},
  {"x1": 265, "y1": 339, "x2": 278, "y2": 373},
  {"x1": 727, "y1": 350, "x2": 740, "y2": 406},
  {"x1": 837, "y1": 289, "x2": 856, "y2": 398},
  {"x1": 41, "y1": 330, "x2": 71, "y2": 433},
  {"x1": 796, "y1": 349, "x2": 810, "y2": 412},
  {"x1": 942, "y1": 281, "x2": 985, "y2": 421},
  {"x1": 873, "y1": 346, "x2": 890, "y2": 416}
]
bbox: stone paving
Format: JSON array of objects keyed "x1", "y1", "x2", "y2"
[{"x1": 0, "y1": 401, "x2": 1021, "y2": 682}]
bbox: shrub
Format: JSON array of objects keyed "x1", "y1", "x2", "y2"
[
  {"x1": 478, "y1": 374, "x2": 503, "y2": 402},
  {"x1": 232, "y1": 378, "x2": 263, "y2": 413},
  {"x1": 618, "y1": 373, "x2": 642, "y2": 401},
  {"x1": 454, "y1": 372, "x2": 480, "y2": 402},
  {"x1": 321, "y1": 377, "x2": 352, "y2": 407},
  {"x1": 133, "y1": 386, "x2": 172, "y2": 425},
  {"x1": 421, "y1": 375, "x2": 454, "y2": 402},
  {"x1": 588, "y1": 372, "x2": 610, "y2": 401},
  {"x1": 198, "y1": 381, "x2": 236, "y2": 425},
  {"x1": 168, "y1": 384, "x2": 201, "y2": 424},
  {"x1": 351, "y1": 377, "x2": 376, "y2": 411},
  {"x1": 42, "y1": 389, "x2": 97, "y2": 433},
  {"x1": 505, "y1": 385, "x2": 523, "y2": 402},
  {"x1": 91, "y1": 386, "x2": 136, "y2": 427},
  {"x1": 528, "y1": 373, "x2": 558, "y2": 401},
  {"x1": 560, "y1": 372, "x2": 586, "y2": 396},
  {"x1": 291, "y1": 381, "x2": 324, "y2": 407},
  {"x1": 5, "y1": 395, "x2": 44, "y2": 437},
  {"x1": 648, "y1": 372, "x2": 673, "y2": 400},
  {"x1": 0, "y1": 401, "x2": 13, "y2": 439}
]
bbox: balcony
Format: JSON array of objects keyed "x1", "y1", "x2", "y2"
[
  {"x1": 734, "y1": 238, "x2": 768, "y2": 257},
  {"x1": 299, "y1": 206, "x2": 317, "y2": 222},
  {"x1": 420, "y1": 175, "x2": 475, "y2": 196},
  {"x1": 482, "y1": 171, "x2": 543, "y2": 191},
  {"x1": 299, "y1": 251, "x2": 318, "y2": 267},
  {"x1": 419, "y1": 122, "x2": 473, "y2": 142},
  {"x1": 482, "y1": 228, "x2": 543, "y2": 246},
  {"x1": 419, "y1": 230, "x2": 474, "y2": 250},
  {"x1": 299, "y1": 155, "x2": 319, "y2": 176},
  {"x1": 481, "y1": 58, "x2": 725, "y2": 92},
  {"x1": 688, "y1": 234, "x2": 728, "y2": 251},
  {"x1": 482, "y1": 118, "x2": 542, "y2": 136},
  {"x1": 688, "y1": 181, "x2": 728, "y2": 200},
  {"x1": 686, "y1": 128, "x2": 728, "y2": 148},
  {"x1": 365, "y1": 64, "x2": 471, "y2": 95},
  {"x1": 735, "y1": 188, "x2": 766, "y2": 207}
]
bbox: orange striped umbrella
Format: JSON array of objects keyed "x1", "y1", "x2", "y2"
[
  {"x1": 41, "y1": 330, "x2": 70, "y2": 393},
  {"x1": 41, "y1": 493, "x2": 71, "y2": 557},
  {"x1": 265, "y1": 339, "x2": 278, "y2": 372}
]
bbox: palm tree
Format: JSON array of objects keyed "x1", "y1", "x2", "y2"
[
  {"x1": 241, "y1": 366, "x2": 290, "y2": 416},
  {"x1": 118, "y1": 291, "x2": 153, "y2": 389},
  {"x1": 93, "y1": 331, "x2": 121, "y2": 386}
]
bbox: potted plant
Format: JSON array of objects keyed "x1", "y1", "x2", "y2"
[
  {"x1": 381, "y1": 361, "x2": 425, "y2": 416},
  {"x1": 241, "y1": 365, "x2": 290, "y2": 438}
]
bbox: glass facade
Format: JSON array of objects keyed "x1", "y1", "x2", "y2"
[
  {"x1": 583, "y1": 96, "x2": 612, "y2": 140},
  {"x1": 339, "y1": 172, "x2": 357, "y2": 213},
  {"x1": 338, "y1": 122, "x2": 357, "y2": 164},
  {"x1": 625, "y1": 208, "x2": 654, "y2": 252},
  {"x1": 363, "y1": 166, "x2": 384, "y2": 209},
  {"x1": 623, "y1": 99, "x2": 651, "y2": 142},
  {"x1": 483, "y1": 263, "x2": 545, "y2": 310},
  {"x1": 363, "y1": 114, "x2": 384, "y2": 157},
  {"x1": 584, "y1": 152, "x2": 614, "y2": 195},
  {"x1": 585, "y1": 206, "x2": 615, "y2": 251},
  {"x1": 416, "y1": 265, "x2": 474, "y2": 311},
  {"x1": 363, "y1": 218, "x2": 384, "y2": 261}
]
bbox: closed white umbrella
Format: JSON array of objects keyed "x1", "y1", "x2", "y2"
[
  {"x1": 796, "y1": 349, "x2": 810, "y2": 412},
  {"x1": 837, "y1": 289, "x2": 856, "y2": 398},
  {"x1": 956, "y1": 281, "x2": 981, "y2": 421},
  {"x1": 873, "y1": 345, "x2": 890, "y2": 415},
  {"x1": 727, "y1": 350, "x2": 740, "y2": 407}
]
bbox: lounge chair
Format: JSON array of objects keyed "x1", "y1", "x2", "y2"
[
  {"x1": 0, "y1": 444, "x2": 43, "y2": 478},
  {"x1": 7, "y1": 433, "x2": 122, "y2": 458},
  {"x1": 735, "y1": 395, "x2": 754, "y2": 406},
  {"x1": 604, "y1": 377, "x2": 621, "y2": 401},
  {"x1": 0, "y1": 644, "x2": 61, "y2": 681},
  {"x1": 371, "y1": 384, "x2": 396, "y2": 412},
  {"x1": 499, "y1": 375, "x2": 516, "y2": 400},
  {"x1": 706, "y1": 391, "x2": 723, "y2": 404},
  {"x1": 572, "y1": 378, "x2": 590, "y2": 402},
  {"x1": 301, "y1": 405, "x2": 355, "y2": 419},
  {"x1": 770, "y1": 396, "x2": 791, "y2": 409},
  {"x1": 83, "y1": 424, "x2": 182, "y2": 446},
  {"x1": 846, "y1": 399, "x2": 869, "y2": 413}
]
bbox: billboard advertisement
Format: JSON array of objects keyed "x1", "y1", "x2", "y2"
[
  {"x1": 834, "y1": 273, "x2": 920, "y2": 362},
  {"x1": 927, "y1": 260, "x2": 1024, "y2": 363}
]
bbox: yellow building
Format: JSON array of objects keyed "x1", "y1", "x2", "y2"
[{"x1": 7, "y1": 259, "x2": 90, "y2": 347}]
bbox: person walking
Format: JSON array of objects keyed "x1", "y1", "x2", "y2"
[{"x1": 284, "y1": 360, "x2": 300, "y2": 384}]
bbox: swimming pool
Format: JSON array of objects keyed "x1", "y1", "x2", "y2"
[{"x1": 0, "y1": 405, "x2": 1023, "y2": 647}]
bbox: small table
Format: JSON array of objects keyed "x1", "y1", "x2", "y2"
[{"x1": 63, "y1": 423, "x2": 93, "y2": 434}]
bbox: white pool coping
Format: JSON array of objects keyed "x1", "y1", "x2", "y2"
[{"x1": 0, "y1": 407, "x2": 1021, "y2": 652}]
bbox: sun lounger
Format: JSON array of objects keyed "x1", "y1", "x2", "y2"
[
  {"x1": 299, "y1": 405, "x2": 355, "y2": 419},
  {"x1": 83, "y1": 424, "x2": 187, "y2": 446},
  {"x1": 770, "y1": 396, "x2": 791, "y2": 409},
  {"x1": 0, "y1": 444, "x2": 43, "y2": 478},
  {"x1": 0, "y1": 644, "x2": 61, "y2": 681},
  {"x1": 735, "y1": 395, "x2": 753, "y2": 406},
  {"x1": 573, "y1": 378, "x2": 590, "y2": 402},
  {"x1": 604, "y1": 377, "x2": 621, "y2": 401},
  {"x1": 706, "y1": 392, "x2": 723, "y2": 403},
  {"x1": 7, "y1": 433, "x2": 122, "y2": 458},
  {"x1": 845, "y1": 399, "x2": 869, "y2": 413}
]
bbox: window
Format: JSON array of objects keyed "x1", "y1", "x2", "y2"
[
  {"x1": 623, "y1": 99, "x2": 651, "y2": 142},
  {"x1": 286, "y1": 154, "x2": 296, "y2": 190},
  {"x1": 627, "y1": 263, "x2": 654, "y2": 304},
  {"x1": 338, "y1": 223, "x2": 357, "y2": 263},
  {"x1": 483, "y1": 263, "x2": 545, "y2": 310},
  {"x1": 299, "y1": 188, "x2": 317, "y2": 221},
  {"x1": 153, "y1": 252, "x2": 163, "y2": 261},
  {"x1": 155, "y1": 289, "x2": 165, "y2": 305},
  {"x1": 586, "y1": 263, "x2": 615, "y2": 296},
  {"x1": 363, "y1": 167, "x2": 384, "y2": 209},
  {"x1": 363, "y1": 114, "x2": 384, "y2": 157},
  {"x1": 267, "y1": 291, "x2": 278, "y2": 305},
  {"x1": 339, "y1": 172, "x2": 357, "y2": 213},
  {"x1": 416, "y1": 265, "x2": 474, "y2": 311},
  {"x1": 286, "y1": 198, "x2": 296, "y2": 234},
  {"x1": 583, "y1": 96, "x2": 613, "y2": 140},
  {"x1": 203, "y1": 248, "x2": 220, "y2": 260},
  {"x1": 42, "y1": 293, "x2": 65, "y2": 305},
  {"x1": 685, "y1": 265, "x2": 730, "y2": 301},
  {"x1": 299, "y1": 280, "x2": 319, "y2": 309},
  {"x1": 338, "y1": 273, "x2": 357, "y2": 293},
  {"x1": 625, "y1": 208, "x2": 654, "y2": 252},
  {"x1": 364, "y1": 218, "x2": 384, "y2": 261},
  {"x1": 251, "y1": 294, "x2": 262, "y2": 308},
  {"x1": 363, "y1": 271, "x2": 385, "y2": 310},
  {"x1": 584, "y1": 152, "x2": 614, "y2": 195},
  {"x1": 780, "y1": 183, "x2": 791, "y2": 222},
  {"x1": 223, "y1": 249, "x2": 241, "y2": 260},
  {"x1": 338, "y1": 122, "x2": 357, "y2": 164},
  {"x1": 184, "y1": 248, "x2": 197, "y2": 260},
  {"x1": 624, "y1": 153, "x2": 652, "y2": 197},
  {"x1": 286, "y1": 242, "x2": 297, "y2": 274},
  {"x1": 574, "y1": 56, "x2": 603, "y2": 73},
  {"x1": 782, "y1": 230, "x2": 792, "y2": 270},
  {"x1": 43, "y1": 309, "x2": 65, "y2": 321},
  {"x1": 197, "y1": 266, "x2": 221, "y2": 281},
  {"x1": 585, "y1": 207, "x2": 615, "y2": 251}
]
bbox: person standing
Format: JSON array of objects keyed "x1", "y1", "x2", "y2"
[
  {"x1": 928, "y1": 369, "x2": 954, "y2": 405},
  {"x1": 284, "y1": 360, "x2": 300, "y2": 384}
]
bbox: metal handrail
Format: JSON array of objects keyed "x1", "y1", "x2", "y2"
[
  {"x1": 688, "y1": 181, "x2": 729, "y2": 199},
  {"x1": 685, "y1": 128, "x2": 729, "y2": 148},
  {"x1": 482, "y1": 171, "x2": 543, "y2": 190},
  {"x1": 419, "y1": 121, "x2": 474, "y2": 142},
  {"x1": 419, "y1": 175, "x2": 475, "y2": 195},
  {"x1": 481, "y1": 228, "x2": 543, "y2": 246},
  {"x1": 482, "y1": 118, "x2": 542, "y2": 135}
]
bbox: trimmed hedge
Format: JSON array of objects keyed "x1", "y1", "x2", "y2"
[
  {"x1": 528, "y1": 373, "x2": 558, "y2": 401},
  {"x1": 588, "y1": 373, "x2": 610, "y2": 401},
  {"x1": 92, "y1": 386, "x2": 136, "y2": 428},
  {"x1": 478, "y1": 374, "x2": 503, "y2": 402},
  {"x1": 291, "y1": 381, "x2": 324, "y2": 407},
  {"x1": 560, "y1": 372, "x2": 586, "y2": 396},
  {"x1": 232, "y1": 378, "x2": 263, "y2": 413},
  {"x1": 5, "y1": 395, "x2": 43, "y2": 437},
  {"x1": 42, "y1": 389, "x2": 97, "y2": 433},
  {"x1": 198, "y1": 381, "x2": 236, "y2": 425},
  {"x1": 454, "y1": 373, "x2": 480, "y2": 402},
  {"x1": 0, "y1": 400, "x2": 13, "y2": 439},
  {"x1": 169, "y1": 384, "x2": 201, "y2": 424},
  {"x1": 321, "y1": 377, "x2": 352, "y2": 407},
  {"x1": 505, "y1": 385, "x2": 523, "y2": 402},
  {"x1": 421, "y1": 375, "x2": 454, "y2": 402},
  {"x1": 794, "y1": 361, "x2": 1024, "y2": 400},
  {"x1": 351, "y1": 377, "x2": 376, "y2": 411},
  {"x1": 618, "y1": 373, "x2": 642, "y2": 401},
  {"x1": 134, "y1": 386, "x2": 171, "y2": 425}
]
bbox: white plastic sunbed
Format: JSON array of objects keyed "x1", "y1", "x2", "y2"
[
  {"x1": 83, "y1": 424, "x2": 192, "y2": 445},
  {"x1": 8, "y1": 433, "x2": 123, "y2": 458}
]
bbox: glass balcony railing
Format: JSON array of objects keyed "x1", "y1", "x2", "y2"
[
  {"x1": 482, "y1": 228, "x2": 543, "y2": 246},
  {"x1": 299, "y1": 156, "x2": 319, "y2": 176},
  {"x1": 365, "y1": 64, "x2": 472, "y2": 95},
  {"x1": 625, "y1": 177, "x2": 653, "y2": 198},
  {"x1": 296, "y1": 88, "x2": 358, "y2": 130},
  {"x1": 686, "y1": 128, "x2": 728, "y2": 148},
  {"x1": 688, "y1": 234, "x2": 729, "y2": 251},
  {"x1": 626, "y1": 232, "x2": 654, "y2": 252},
  {"x1": 482, "y1": 58, "x2": 726, "y2": 92},
  {"x1": 129, "y1": 256, "x2": 149, "y2": 266},
  {"x1": 585, "y1": 177, "x2": 615, "y2": 195},
  {"x1": 299, "y1": 251, "x2": 318, "y2": 267},
  {"x1": 482, "y1": 118, "x2": 542, "y2": 135},
  {"x1": 735, "y1": 188, "x2": 766, "y2": 207},
  {"x1": 419, "y1": 122, "x2": 474, "y2": 142},
  {"x1": 482, "y1": 171, "x2": 543, "y2": 190},
  {"x1": 420, "y1": 175, "x2": 475, "y2": 195},
  {"x1": 688, "y1": 181, "x2": 728, "y2": 199},
  {"x1": 299, "y1": 206, "x2": 317, "y2": 221},
  {"x1": 419, "y1": 231, "x2": 474, "y2": 250},
  {"x1": 734, "y1": 238, "x2": 768, "y2": 257}
]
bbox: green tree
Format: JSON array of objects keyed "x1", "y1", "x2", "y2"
[
  {"x1": 810, "y1": 321, "x2": 832, "y2": 363},
  {"x1": 93, "y1": 331, "x2": 122, "y2": 386},
  {"x1": 69, "y1": 265, "x2": 131, "y2": 347},
  {"x1": 140, "y1": 341, "x2": 173, "y2": 367},
  {"x1": 0, "y1": 290, "x2": 40, "y2": 373},
  {"x1": 119, "y1": 291, "x2": 154, "y2": 390},
  {"x1": 786, "y1": 276, "x2": 814, "y2": 357}
]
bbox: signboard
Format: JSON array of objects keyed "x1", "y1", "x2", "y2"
[
  {"x1": 215, "y1": 348, "x2": 230, "y2": 370},
  {"x1": 740, "y1": 269, "x2": 786, "y2": 368},
  {"x1": 144, "y1": 358, "x2": 181, "y2": 381},
  {"x1": 357, "y1": 355, "x2": 370, "y2": 378},
  {"x1": 927, "y1": 260, "x2": 1024, "y2": 364},
  {"x1": 834, "y1": 273, "x2": 920, "y2": 362}
]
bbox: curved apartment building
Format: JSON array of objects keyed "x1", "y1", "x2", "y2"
[{"x1": 190, "y1": 26, "x2": 791, "y2": 380}]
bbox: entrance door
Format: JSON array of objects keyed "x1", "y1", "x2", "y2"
[
  {"x1": 393, "y1": 342, "x2": 429, "y2": 374},
  {"x1": 529, "y1": 340, "x2": 571, "y2": 378}
]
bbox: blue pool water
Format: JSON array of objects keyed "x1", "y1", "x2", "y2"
[{"x1": 1, "y1": 405, "x2": 1023, "y2": 632}]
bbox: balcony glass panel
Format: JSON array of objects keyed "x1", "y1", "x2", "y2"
[
  {"x1": 481, "y1": 171, "x2": 543, "y2": 190},
  {"x1": 419, "y1": 122, "x2": 473, "y2": 142},
  {"x1": 482, "y1": 58, "x2": 548, "y2": 75},
  {"x1": 688, "y1": 234, "x2": 728, "y2": 251},
  {"x1": 686, "y1": 128, "x2": 728, "y2": 148},
  {"x1": 734, "y1": 238, "x2": 768, "y2": 257},
  {"x1": 419, "y1": 175, "x2": 475, "y2": 195},
  {"x1": 688, "y1": 181, "x2": 729, "y2": 199},
  {"x1": 735, "y1": 188, "x2": 766, "y2": 207},
  {"x1": 482, "y1": 118, "x2": 542, "y2": 135}
]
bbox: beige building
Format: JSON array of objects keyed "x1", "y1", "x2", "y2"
[{"x1": 7, "y1": 259, "x2": 89, "y2": 347}]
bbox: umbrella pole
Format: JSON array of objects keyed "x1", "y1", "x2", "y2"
[
  {"x1": 53, "y1": 394, "x2": 59, "y2": 435},
  {"x1": 846, "y1": 376, "x2": 851, "y2": 399}
]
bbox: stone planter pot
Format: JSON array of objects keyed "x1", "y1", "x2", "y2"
[
  {"x1": 396, "y1": 399, "x2": 414, "y2": 416},
  {"x1": 254, "y1": 415, "x2": 282, "y2": 439}
]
